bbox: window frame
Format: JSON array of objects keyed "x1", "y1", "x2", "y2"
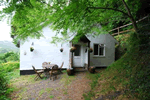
[
  {"x1": 74, "y1": 44, "x2": 81, "y2": 57},
  {"x1": 93, "y1": 43, "x2": 105, "y2": 57}
]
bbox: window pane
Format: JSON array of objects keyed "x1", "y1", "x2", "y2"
[
  {"x1": 94, "y1": 44, "x2": 98, "y2": 55},
  {"x1": 99, "y1": 46, "x2": 104, "y2": 56},
  {"x1": 74, "y1": 45, "x2": 80, "y2": 56}
]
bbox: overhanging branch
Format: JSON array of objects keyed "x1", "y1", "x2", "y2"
[{"x1": 87, "y1": 7, "x2": 129, "y2": 18}]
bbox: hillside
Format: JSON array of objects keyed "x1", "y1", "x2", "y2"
[{"x1": 0, "y1": 41, "x2": 19, "y2": 54}]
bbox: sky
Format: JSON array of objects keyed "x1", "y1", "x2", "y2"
[{"x1": 0, "y1": 6, "x2": 13, "y2": 42}]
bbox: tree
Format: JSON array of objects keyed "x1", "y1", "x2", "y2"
[{"x1": 0, "y1": 0, "x2": 143, "y2": 45}]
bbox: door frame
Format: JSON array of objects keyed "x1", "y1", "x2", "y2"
[{"x1": 73, "y1": 42, "x2": 88, "y2": 67}]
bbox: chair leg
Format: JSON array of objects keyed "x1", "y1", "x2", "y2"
[
  {"x1": 50, "y1": 74, "x2": 52, "y2": 80},
  {"x1": 59, "y1": 69, "x2": 63, "y2": 74},
  {"x1": 38, "y1": 73, "x2": 42, "y2": 79},
  {"x1": 34, "y1": 76, "x2": 37, "y2": 80},
  {"x1": 55, "y1": 75, "x2": 57, "y2": 79},
  {"x1": 35, "y1": 75, "x2": 39, "y2": 81},
  {"x1": 53, "y1": 76, "x2": 54, "y2": 81}
]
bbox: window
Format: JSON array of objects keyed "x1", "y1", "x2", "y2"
[
  {"x1": 74, "y1": 45, "x2": 81, "y2": 56},
  {"x1": 94, "y1": 44, "x2": 105, "y2": 56}
]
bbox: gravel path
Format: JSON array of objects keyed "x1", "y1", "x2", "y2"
[{"x1": 10, "y1": 71, "x2": 92, "y2": 100}]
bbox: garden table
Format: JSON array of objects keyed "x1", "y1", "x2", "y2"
[
  {"x1": 42, "y1": 64, "x2": 58, "y2": 69},
  {"x1": 42, "y1": 64, "x2": 58, "y2": 78}
]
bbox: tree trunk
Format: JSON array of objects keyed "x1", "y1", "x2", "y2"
[
  {"x1": 121, "y1": 0, "x2": 138, "y2": 32},
  {"x1": 122, "y1": 0, "x2": 140, "y2": 40}
]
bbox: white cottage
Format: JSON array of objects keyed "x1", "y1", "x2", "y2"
[{"x1": 20, "y1": 26, "x2": 119, "y2": 75}]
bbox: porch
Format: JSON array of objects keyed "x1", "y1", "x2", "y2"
[{"x1": 69, "y1": 34, "x2": 91, "y2": 70}]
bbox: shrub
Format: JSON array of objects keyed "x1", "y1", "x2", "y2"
[
  {"x1": 1, "y1": 51, "x2": 20, "y2": 63},
  {"x1": 0, "y1": 61, "x2": 19, "y2": 99},
  {"x1": 2, "y1": 62, "x2": 20, "y2": 72},
  {"x1": 0, "y1": 64, "x2": 8, "y2": 99},
  {"x1": 6, "y1": 53, "x2": 19, "y2": 62}
]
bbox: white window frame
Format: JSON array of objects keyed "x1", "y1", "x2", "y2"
[{"x1": 93, "y1": 43, "x2": 105, "y2": 57}]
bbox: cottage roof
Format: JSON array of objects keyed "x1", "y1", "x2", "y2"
[{"x1": 70, "y1": 34, "x2": 90, "y2": 43}]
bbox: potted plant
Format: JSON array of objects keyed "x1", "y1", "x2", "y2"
[
  {"x1": 88, "y1": 66, "x2": 96, "y2": 74},
  {"x1": 60, "y1": 48, "x2": 63, "y2": 52},
  {"x1": 88, "y1": 48, "x2": 93, "y2": 53},
  {"x1": 30, "y1": 47, "x2": 34, "y2": 52},
  {"x1": 67, "y1": 67, "x2": 74, "y2": 76},
  {"x1": 70, "y1": 46, "x2": 76, "y2": 52}
]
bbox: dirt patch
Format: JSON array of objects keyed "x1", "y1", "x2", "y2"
[{"x1": 9, "y1": 71, "x2": 92, "y2": 100}]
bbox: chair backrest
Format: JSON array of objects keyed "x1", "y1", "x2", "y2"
[
  {"x1": 42, "y1": 62, "x2": 48, "y2": 65},
  {"x1": 51, "y1": 65, "x2": 59, "y2": 73},
  {"x1": 42, "y1": 62, "x2": 48, "y2": 68},
  {"x1": 32, "y1": 65, "x2": 37, "y2": 73},
  {"x1": 60, "y1": 62, "x2": 64, "y2": 69},
  {"x1": 53, "y1": 65, "x2": 58, "y2": 69},
  {"x1": 48, "y1": 62, "x2": 51, "y2": 64}
]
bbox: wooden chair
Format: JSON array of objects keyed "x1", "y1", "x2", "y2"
[
  {"x1": 49, "y1": 65, "x2": 59, "y2": 81},
  {"x1": 58, "y1": 62, "x2": 64, "y2": 74},
  {"x1": 42, "y1": 62, "x2": 49, "y2": 77},
  {"x1": 32, "y1": 65, "x2": 44, "y2": 81}
]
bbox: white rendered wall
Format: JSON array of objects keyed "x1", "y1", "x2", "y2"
[
  {"x1": 20, "y1": 27, "x2": 117, "y2": 70},
  {"x1": 20, "y1": 26, "x2": 70, "y2": 70}
]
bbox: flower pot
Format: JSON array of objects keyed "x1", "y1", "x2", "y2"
[
  {"x1": 88, "y1": 48, "x2": 93, "y2": 53},
  {"x1": 60, "y1": 48, "x2": 63, "y2": 52},
  {"x1": 70, "y1": 49, "x2": 75, "y2": 52},
  {"x1": 70, "y1": 47, "x2": 76, "y2": 52},
  {"x1": 67, "y1": 68, "x2": 74, "y2": 76},
  {"x1": 88, "y1": 66, "x2": 96, "y2": 74},
  {"x1": 30, "y1": 47, "x2": 34, "y2": 52}
]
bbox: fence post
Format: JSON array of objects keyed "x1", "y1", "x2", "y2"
[{"x1": 118, "y1": 28, "x2": 120, "y2": 35}]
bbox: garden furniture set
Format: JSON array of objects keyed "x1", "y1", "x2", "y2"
[{"x1": 32, "y1": 62, "x2": 64, "y2": 81}]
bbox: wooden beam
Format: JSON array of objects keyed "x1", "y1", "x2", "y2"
[
  {"x1": 112, "y1": 29, "x2": 134, "y2": 36},
  {"x1": 71, "y1": 52, "x2": 73, "y2": 68},
  {"x1": 69, "y1": 42, "x2": 73, "y2": 68},
  {"x1": 109, "y1": 15, "x2": 149, "y2": 32}
]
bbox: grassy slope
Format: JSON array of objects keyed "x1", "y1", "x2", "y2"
[{"x1": 84, "y1": 33, "x2": 150, "y2": 100}]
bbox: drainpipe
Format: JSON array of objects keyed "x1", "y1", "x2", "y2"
[{"x1": 88, "y1": 42, "x2": 90, "y2": 70}]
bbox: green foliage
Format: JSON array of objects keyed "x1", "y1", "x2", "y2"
[
  {"x1": 84, "y1": 72, "x2": 101, "y2": 99},
  {"x1": 0, "y1": 0, "x2": 142, "y2": 45},
  {"x1": 2, "y1": 61, "x2": 20, "y2": 72},
  {"x1": 5, "y1": 53, "x2": 19, "y2": 62},
  {"x1": 83, "y1": 91, "x2": 95, "y2": 100},
  {"x1": 0, "y1": 51, "x2": 20, "y2": 63},
  {"x1": 101, "y1": 31, "x2": 150, "y2": 100},
  {"x1": 49, "y1": 95, "x2": 54, "y2": 99},
  {"x1": 114, "y1": 34, "x2": 131, "y2": 60},
  {"x1": 0, "y1": 64, "x2": 8, "y2": 99},
  {"x1": 0, "y1": 61, "x2": 19, "y2": 100},
  {"x1": 39, "y1": 89, "x2": 45, "y2": 96},
  {"x1": 87, "y1": 72, "x2": 100, "y2": 89}
]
